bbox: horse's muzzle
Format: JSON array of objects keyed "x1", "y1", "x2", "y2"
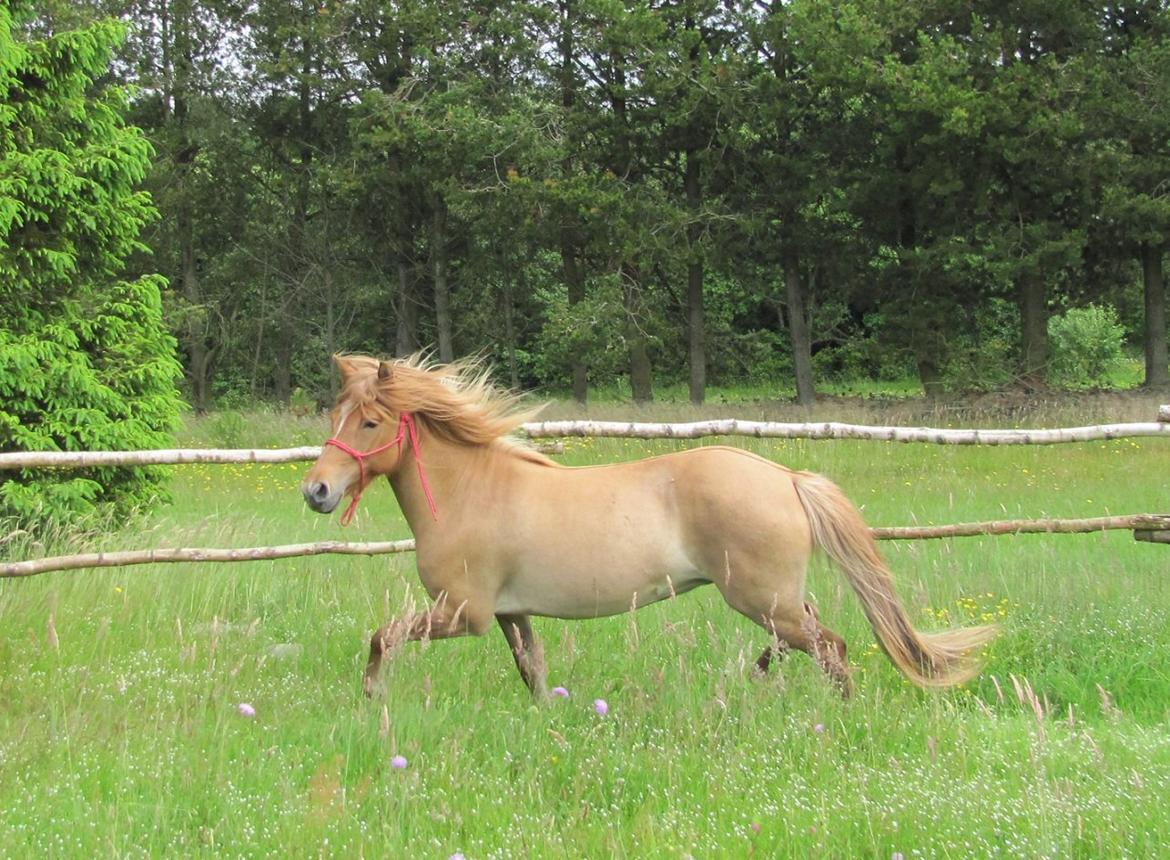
[{"x1": 301, "y1": 480, "x2": 342, "y2": 514}]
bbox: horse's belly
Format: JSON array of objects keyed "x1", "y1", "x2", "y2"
[{"x1": 494, "y1": 546, "x2": 706, "y2": 619}]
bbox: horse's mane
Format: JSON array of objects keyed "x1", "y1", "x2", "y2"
[{"x1": 335, "y1": 353, "x2": 552, "y2": 464}]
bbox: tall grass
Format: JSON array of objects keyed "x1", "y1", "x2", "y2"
[{"x1": 1, "y1": 400, "x2": 1169, "y2": 857}]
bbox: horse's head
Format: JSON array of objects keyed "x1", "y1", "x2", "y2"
[{"x1": 301, "y1": 357, "x2": 408, "y2": 518}]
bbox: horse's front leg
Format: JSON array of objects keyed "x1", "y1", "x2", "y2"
[
  {"x1": 497, "y1": 613, "x2": 548, "y2": 699},
  {"x1": 363, "y1": 592, "x2": 491, "y2": 697}
]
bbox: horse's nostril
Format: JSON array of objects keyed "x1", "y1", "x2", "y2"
[{"x1": 312, "y1": 482, "x2": 330, "y2": 501}]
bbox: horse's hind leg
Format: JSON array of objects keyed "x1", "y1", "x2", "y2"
[
  {"x1": 721, "y1": 578, "x2": 853, "y2": 697},
  {"x1": 753, "y1": 602, "x2": 814, "y2": 674},
  {"x1": 496, "y1": 613, "x2": 548, "y2": 699},
  {"x1": 800, "y1": 603, "x2": 852, "y2": 697}
]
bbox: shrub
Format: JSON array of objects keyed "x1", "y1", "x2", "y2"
[
  {"x1": 942, "y1": 299, "x2": 1020, "y2": 393},
  {"x1": 532, "y1": 276, "x2": 630, "y2": 389},
  {"x1": 1047, "y1": 304, "x2": 1128, "y2": 389}
]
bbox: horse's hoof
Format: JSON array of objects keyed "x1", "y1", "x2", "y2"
[{"x1": 362, "y1": 672, "x2": 379, "y2": 698}]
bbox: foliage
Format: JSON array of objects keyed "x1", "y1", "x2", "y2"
[
  {"x1": 1048, "y1": 304, "x2": 1129, "y2": 389},
  {"x1": 13, "y1": 0, "x2": 1170, "y2": 407},
  {"x1": 812, "y1": 312, "x2": 914, "y2": 384},
  {"x1": 942, "y1": 300, "x2": 1021, "y2": 393},
  {"x1": 532, "y1": 277, "x2": 630, "y2": 389},
  {"x1": 0, "y1": 5, "x2": 183, "y2": 528}
]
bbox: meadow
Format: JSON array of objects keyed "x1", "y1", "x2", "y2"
[{"x1": 2, "y1": 395, "x2": 1170, "y2": 858}]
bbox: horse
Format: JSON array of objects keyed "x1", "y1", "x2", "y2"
[{"x1": 301, "y1": 354, "x2": 996, "y2": 699}]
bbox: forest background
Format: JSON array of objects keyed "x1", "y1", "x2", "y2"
[{"x1": 15, "y1": 0, "x2": 1170, "y2": 411}]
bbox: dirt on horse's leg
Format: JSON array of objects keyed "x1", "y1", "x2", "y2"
[
  {"x1": 496, "y1": 613, "x2": 548, "y2": 699},
  {"x1": 363, "y1": 593, "x2": 486, "y2": 697}
]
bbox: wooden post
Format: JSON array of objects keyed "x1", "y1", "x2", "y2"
[{"x1": 1134, "y1": 530, "x2": 1170, "y2": 544}]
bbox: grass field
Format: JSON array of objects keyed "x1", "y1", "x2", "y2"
[{"x1": 2, "y1": 398, "x2": 1170, "y2": 858}]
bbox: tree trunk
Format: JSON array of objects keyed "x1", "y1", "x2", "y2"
[
  {"x1": 685, "y1": 147, "x2": 705, "y2": 405},
  {"x1": 559, "y1": 0, "x2": 587, "y2": 404},
  {"x1": 561, "y1": 232, "x2": 588, "y2": 404},
  {"x1": 179, "y1": 210, "x2": 210, "y2": 413},
  {"x1": 628, "y1": 328, "x2": 653, "y2": 406},
  {"x1": 323, "y1": 267, "x2": 337, "y2": 371},
  {"x1": 395, "y1": 258, "x2": 418, "y2": 357},
  {"x1": 1142, "y1": 242, "x2": 1169, "y2": 388},
  {"x1": 502, "y1": 274, "x2": 519, "y2": 389},
  {"x1": 782, "y1": 245, "x2": 815, "y2": 405},
  {"x1": 250, "y1": 274, "x2": 267, "y2": 399},
  {"x1": 170, "y1": 4, "x2": 210, "y2": 413},
  {"x1": 623, "y1": 263, "x2": 652, "y2": 405},
  {"x1": 1019, "y1": 270, "x2": 1048, "y2": 388},
  {"x1": 273, "y1": 316, "x2": 293, "y2": 403},
  {"x1": 916, "y1": 354, "x2": 944, "y2": 400},
  {"x1": 431, "y1": 198, "x2": 454, "y2": 363}
]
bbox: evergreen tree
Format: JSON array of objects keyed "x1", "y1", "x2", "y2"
[{"x1": 0, "y1": 3, "x2": 183, "y2": 526}]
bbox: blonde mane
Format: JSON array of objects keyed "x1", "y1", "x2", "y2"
[{"x1": 335, "y1": 354, "x2": 550, "y2": 463}]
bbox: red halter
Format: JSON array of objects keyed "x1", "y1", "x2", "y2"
[{"x1": 324, "y1": 412, "x2": 438, "y2": 526}]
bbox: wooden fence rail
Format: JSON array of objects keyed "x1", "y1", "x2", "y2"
[
  {"x1": 522, "y1": 416, "x2": 1170, "y2": 445},
  {"x1": 0, "y1": 540, "x2": 417, "y2": 578},
  {"x1": 4, "y1": 515, "x2": 1169, "y2": 579},
  {"x1": 2, "y1": 410, "x2": 1170, "y2": 471}
]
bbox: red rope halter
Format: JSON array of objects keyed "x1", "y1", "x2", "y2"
[{"x1": 324, "y1": 412, "x2": 438, "y2": 526}]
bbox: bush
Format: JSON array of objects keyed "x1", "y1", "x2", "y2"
[
  {"x1": 812, "y1": 312, "x2": 914, "y2": 383},
  {"x1": 1047, "y1": 304, "x2": 1128, "y2": 389},
  {"x1": 532, "y1": 276, "x2": 630, "y2": 389},
  {"x1": 942, "y1": 299, "x2": 1020, "y2": 393}
]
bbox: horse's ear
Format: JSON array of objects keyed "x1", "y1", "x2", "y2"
[
  {"x1": 377, "y1": 361, "x2": 394, "y2": 383},
  {"x1": 332, "y1": 354, "x2": 355, "y2": 381}
]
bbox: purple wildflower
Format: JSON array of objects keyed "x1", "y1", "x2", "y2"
[
  {"x1": 593, "y1": 698, "x2": 609, "y2": 717},
  {"x1": 551, "y1": 686, "x2": 570, "y2": 698},
  {"x1": 237, "y1": 703, "x2": 256, "y2": 718},
  {"x1": 390, "y1": 755, "x2": 408, "y2": 770}
]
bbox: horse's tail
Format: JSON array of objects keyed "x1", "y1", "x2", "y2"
[{"x1": 791, "y1": 471, "x2": 996, "y2": 688}]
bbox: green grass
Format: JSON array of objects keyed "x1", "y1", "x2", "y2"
[{"x1": 3, "y1": 402, "x2": 1170, "y2": 857}]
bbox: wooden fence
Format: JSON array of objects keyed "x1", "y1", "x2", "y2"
[
  {"x1": 3, "y1": 410, "x2": 1169, "y2": 579},
  {"x1": 4, "y1": 411, "x2": 1170, "y2": 471}
]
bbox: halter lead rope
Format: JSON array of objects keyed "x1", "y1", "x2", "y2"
[{"x1": 324, "y1": 412, "x2": 438, "y2": 526}]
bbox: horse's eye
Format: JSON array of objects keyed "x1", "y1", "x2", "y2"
[{"x1": 362, "y1": 419, "x2": 379, "y2": 430}]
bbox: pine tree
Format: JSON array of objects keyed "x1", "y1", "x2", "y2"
[{"x1": 0, "y1": 3, "x2": 183, "y2": 528}]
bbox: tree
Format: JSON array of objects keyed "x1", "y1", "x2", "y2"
[
  {"x1": 644, "y1": 0, "x2": 739, "y2": 405},
  {"x1": 730, "y1": 0, "x2": 874, "y2": 405},
  {"x1": 0, "y1": 4, "x2": 183, "y2": 526},
  {"x1": 1087, "y1": 9, "x2": 1170, "y2": 388},
  {"x1": 135, "y1": 0, "x2": 236, "y2": 413}
]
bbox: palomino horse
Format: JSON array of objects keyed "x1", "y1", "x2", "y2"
[{"x1": 302, "y1": 355, "x2": 996, "y2": 698}]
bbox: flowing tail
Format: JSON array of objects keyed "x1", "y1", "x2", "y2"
[{"x1": 791, "y1": 471, "x2": 996, "y2": 688}]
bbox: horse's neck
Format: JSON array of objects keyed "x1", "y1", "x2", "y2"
[{"x1": 388, "y1": 431, "x2": 516, "y2": 534}]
